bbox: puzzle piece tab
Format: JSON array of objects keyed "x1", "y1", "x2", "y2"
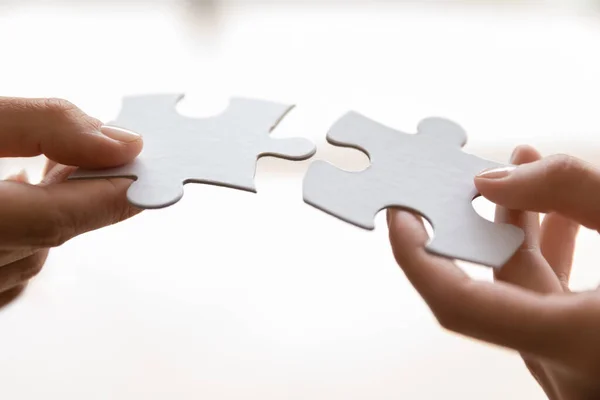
[
  {"x1": 69, "y1": 94, "x2": 316, "y2": 209},
  {"x1": 302, "y1": 112, "x2": 524, "y2": 268}
]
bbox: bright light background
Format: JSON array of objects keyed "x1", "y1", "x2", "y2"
[{"x1": 1, "y1": 1, "x2": 599, "y2": 399}]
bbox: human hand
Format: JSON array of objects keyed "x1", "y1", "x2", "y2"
[
  {"x1": 387, "y1": 146, "x2": 600, "y2": 399},
  {"x1": 0, "y1": 97, "x2": 143, "y2": 302}
]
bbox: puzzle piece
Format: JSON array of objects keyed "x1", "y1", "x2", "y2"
[
  {"x1": 302, "y1": 112, "x2": 524, "y2": 268},
  {"x1": 69, "y1": 94, "x2": 316, "y2": 208}
]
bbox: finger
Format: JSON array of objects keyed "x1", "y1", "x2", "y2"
[
  {"x1": 491, "y1": 146, "x2": 563, "y2": 389},
  {"x1": 493, "y1": 145, "x2": 562, "y2": 294},
  {"x1": 387, "y1": 209, "x2": 578, "y2": 362},
  {"x1": 523, "y1": 360, "x2": 559, "y2": 400},
  {"x1": 0, "y1": 284, "x2": 27, "y2": 309},
  {"x1": 0, "y1": 249, "x2": 48, "y2": 293},
  {"x1": 4, "y1": 169, "x2": 29, "y2": 183},
  {"x1": 0, "y1": 178, "x2": 140, "y2": 248},
  {"x1": 43, "y1": 159, "x2": 58, "y2": 177},
  {"x1": 475, "y1": 154, "x2": 600, "y2": 232},
  {"x1": 494, "y1": 145, "x2": 542, "y2": 240},
  {"x1": 0, "y1": 248, "x2": 36, "y2": 266},
  {"x1": 0, "y1": 97, "x2": 143, "y2": 168},
  {"x1": 40, "y1": 163, "x2": 76, "y2": 186},
  {"x1": 540, "y1": 212, "x2": 580, "y2": 290}
]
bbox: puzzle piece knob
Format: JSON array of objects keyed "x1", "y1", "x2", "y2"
[
  {"x1": 417, "y1": 117, "x2": 468, "y2": 148},
  {"x1": 127, "y1": 178, "x2": 185, "y2": 209}
]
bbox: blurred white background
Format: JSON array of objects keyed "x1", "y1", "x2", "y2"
[{"x1": 1, "y1": 0, "x2": 600, "y2": 399}]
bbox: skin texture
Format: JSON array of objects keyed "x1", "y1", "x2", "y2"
[
  {"x1": 388, "y1": 146, "x2": 600, "y2": 399},
  {"x1": 3, "y1": 95, "x2": 599, "y2": 398},
  {"x1": 0, "y1": 97, "x2": 143, "y2": 300}
]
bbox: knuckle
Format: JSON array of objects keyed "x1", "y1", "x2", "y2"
[
  {"x1": 4, "y1": 97, "x2": 79, "y2": 121},
  {"x1": 429, "y1": 283, "x2": 475, "y2": 334},
  {"x1": 429, "y1": 297, "x2": 463, "y2": 332},
  {"x1": 35, "y1": 210, "x2": 75, "y2": 248},
  {"x1": 38, "y1": 98, "x2": 101, "y2": 130},
  {"x1": 433, "y1": 306, "x2": 464, "y2": 332},
  {"x1": 19, "y1": 252, "x2": 47, "y2": 281},
  {"x1": 0, "y1": 251, "x2": 48, "y2": 293},
  {"x1": 41, "y1": 97, "x2": 79, "y2": 117},
  {"x1": 41, "y1": 224, "x2": 70, "y2": 248},
  {"x1": 543, "y1": 154, "x2": 594, "y2": 213},
  {"x1": 39, "y1": 98, "x2": 103, "y2": 141},
  {"x1": 556, "y1": 272, "x2": 570, "y2": 290},
  {"x1": 545, "y1": 154, "x2": 587, "y2": 186},
  {"x1": 513, "y1": 243, "x2": 540, "y2": 261}
]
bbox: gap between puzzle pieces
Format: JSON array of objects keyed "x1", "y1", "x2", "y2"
[
  {"x1": 68, "y1": 93, "x2": 524, "y2": 268},
  {"x1": 68, "y1": 93, "x2": 317, "y2": 209}
]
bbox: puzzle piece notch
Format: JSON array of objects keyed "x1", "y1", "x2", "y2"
[
  {"x1": 69, "y1": 93, "x2": 316, "y2": 209},
  {"x1": 303, "y1": 112, "x2": 524, "y2": 268},
  {"x1": 326, "y1": 112, "x2": 469, "y2": 163}
]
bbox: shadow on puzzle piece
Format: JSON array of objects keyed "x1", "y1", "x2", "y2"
[
  {"x1": 69, "y1": 93, "x2": 316, "y2": 209},
  {"x1": 302, "y1": 112, "x2": 524, "y2": 268}
]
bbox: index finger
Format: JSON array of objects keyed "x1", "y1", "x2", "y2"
[
  {"x1": 475, "y1": 154, "x2": 600, "y2": 232},
  {"x1": 387, "y1": 209, "x2": 579, "y2": 363},
  {"x1": 0, "y1": 97, "x2": 143, "y2": 168}
]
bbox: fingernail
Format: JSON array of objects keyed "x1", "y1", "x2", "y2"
[
  {"x1": 509, "y1": 147, "x2": 519, "y2": 163},
  {"x1": 5, "y1": 169, "x2": 29, "y2": 183},
  {"x1": 40, "y1": 164, "x2": 72, "y2": 186},
  {"x1": 476, "y1": 165, "x2": 516, "y2": 180},
  {"x1": 100, "y1": 125, "x2": 140, "y2": 143}
]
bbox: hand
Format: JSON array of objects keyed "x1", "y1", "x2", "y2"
[
  {"x1": 387, "y1": 146, "x2": 600, "y2": 399},
  {"x1": 0, "y1": 97, "x2": 143, "y2": 303}
]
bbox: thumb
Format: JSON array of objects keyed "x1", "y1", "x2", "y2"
[
  {"x1": 0, "y1": 176, "x2": 139, "y2": 248},
  {"x1": 0, "y1": 97, "x2": 143, "y2": 168},
  {"x1": 474, "y1": 154, "x2": 600, "y2": 231}
]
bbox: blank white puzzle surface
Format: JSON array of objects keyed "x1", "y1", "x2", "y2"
[
  {"x1": 302, "y1": 112, "x2": 524, "y2": 268},
  {"x1": 69, "y1": 94, "x2": 316, "y2": 208}
]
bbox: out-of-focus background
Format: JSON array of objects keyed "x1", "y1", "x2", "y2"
[{"x1": 1, "y1": 1, "x2": 600, "y2": 399}]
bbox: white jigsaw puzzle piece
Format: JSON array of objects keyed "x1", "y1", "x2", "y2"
[
  {"x1": 302, "y1": 112, "x2": 524, "y2": 268},
  {"x1": 69, "y1": 93, "x2": 316, "y2": 209}
]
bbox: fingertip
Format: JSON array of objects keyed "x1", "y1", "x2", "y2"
[
  {"x1": 40, "y1": 164, "x2": 77, "y2": 185},
  {"x1": 4, "y1": 169, "x2": 29, "y2": 183},
  {"x1": 510, "y1": 144, "x2": 542, "y2": 165},
  {"x1": 43, "y1": 160, "x2": 58, "y2": 177},
  {"x1": 475, "y1": 145, "x2": 542, "y2": 196},
  {"x1": 474, "y1": 175, "x2": 517, "y2": 210},
  {"x1": 70, "y1": 133, "x2": 143, "y2": 170},
  {"x1": 100, "y1": 126, "x2": 142, "y2": 144},
  {"x1": 100, "y1": 125, "x2": 144, "y2": 162},
  {"x1": 474, "y1": 167, "x2": 517, "y2": 200},
  {"x1": 475, "y1": 145, "x2": 541, "y2": 189},
  {"x1": 388, "y1": 208, "x2": 430, "y2": 248},
  {"x1": 41, "y1": 125, "x2": 143, "y2": 170},
  {"x1": 122, "y1": 132, "x2": 144, "y2": 160}
]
